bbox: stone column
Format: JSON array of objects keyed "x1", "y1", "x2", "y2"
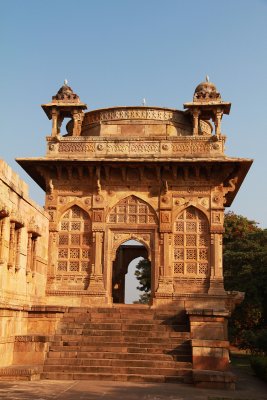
[
  {"x1": 214, "y1": 110, "x2": 223, "y2": 136},
  {"x1": 8, "y1": 222, "x2": 15, "y2": 270},
  {"x1": 156, "y1": 232, "x2": 173, "y2": 297},
  {"x1": 88, "y1": 230, "x2": 106, "y2": 296},
  {"x1": 209, "y1": 232, "x2": 224, "y2": 294},
  {"x1": 51, "y1": 108, "x2": 58, "y2": 137},
  {"x1": 214, "y1": 233, "x2": 223, "y2": 278},
  {"x1": 192, "y1": 109, "x2": 200, "y2": 135},
  {"x1": 47, "y1": 230, "x2": 58, "y2": 289},
  {"x1": 95, "y1": 231, "x2": 103, "y2": 275},
  {"x1": 72, "y1": 110, "x2": 84, "y2": 136},
  {"x1": 15, "y1": 228, "x2": 22, "y2": 272},
  {"x1": 0, "y1": 217, "x2": 8, "y2": 264},
  {"x1": 32, "y1": 238, "x2": 37, "y2": 277},
  {"x1": 163, "y1": 233, "x2": 170, "y2": 275},
  {"x1": 26, "y1": 232, "x2": 32, "y2": 276}
]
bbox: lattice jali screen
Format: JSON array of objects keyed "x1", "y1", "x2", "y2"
[
  {"x1": 108, "y1": 196, "x2": 157, "y2": 224},
  {"x1": 173, "y1": 207, "x2": 210, "y2": 276},
  {"x1": 57, "y1": 206, "x2": 91, "y2": 273}
]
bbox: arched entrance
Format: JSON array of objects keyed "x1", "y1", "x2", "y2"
[
  {"x1": 112, "y1": 240, "x2": 151, "y2": 304},
  {"x1": 106, "y1": 195, "x2": 158, "y2": 305}
]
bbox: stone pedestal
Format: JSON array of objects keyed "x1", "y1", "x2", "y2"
[{"x1": 187, "y1": 308, "x2": 234, "y2": 389}]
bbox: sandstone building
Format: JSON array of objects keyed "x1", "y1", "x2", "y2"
[{"x1": 0, "y1": 79, "x2": 252, "y2": 388}]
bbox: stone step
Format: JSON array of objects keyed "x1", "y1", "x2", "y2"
[
  {"x1": 62, "y1": 311, "x2": 187, "y2": 321},
  {"x1": 42, "y1": 307, "x2": 192, "y2": 383},
  {"x1": 43, "y1": 364, "x2": 191, "y2": 376},
  {"x1": 58, "y1": 322, "x2": 188, "y2": 332},
  {"x1": 61, "y1": 314, "x2": 188, "y2": 323},
  {"x1": 52, "y1": 335, "x2": 190, "y2": 345},
  {"x1": 65, "y1": 311, "x2": 156, "y2": 320},
  {"x1": 61, "y1": 317, "x2": 188, "y2": 327},
  {"x1": 49, "y1": 343, "x2": 191, "y2": 354},
  {"x1": 45, "y1": 357, "x2": 192, "y2": 369},
  {"x1": 41, "y1": 371, "x2": 191, "y2": 383},
  {"x1": 47, "y1": 351, "x2": 191, "y2": 362},
  {"x1": 58, "y1": 329, "x2": 189, "y2": 338},
  {"x1": 66, "y1": 306, "x2": 185, "y2": 315}
]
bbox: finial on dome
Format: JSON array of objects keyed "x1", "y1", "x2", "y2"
[
  {"x1": 206, "y1": 75, "x2": 210, "y2": 83},
  {"x1": 142, "y1": 98, "x2": 146, "y2": 106},
  {"x1": 64, "y1": 79, "x2": 68, "y2": 86}
]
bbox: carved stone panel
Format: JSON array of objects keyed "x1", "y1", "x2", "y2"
[
  {"x1": 108, "y1": 196, "x2": 157, "y2": 225},
  {"x1": 173, "y1": 206, "x2": 210, "y2": 278},
  {"x1": 56, "y1": 206, "x2": 91, "y2": 282}
]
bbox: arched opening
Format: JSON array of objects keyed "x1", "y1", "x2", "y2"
[
  {"x1": 61, "y1": 118, "x2": 73, "y2": 136},
  {"x1": 112, "y1": 240, "x2": 151, "y2": 304}
]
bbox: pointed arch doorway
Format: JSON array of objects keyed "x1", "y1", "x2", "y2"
[
  {"x1": 106, "y1": 195, "x2": 159, "y2": 305},
  {"x1": 112, "y1": 239, "x2": 151, "y2": 304}
]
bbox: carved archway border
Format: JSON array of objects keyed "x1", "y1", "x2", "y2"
[
  {"x1": 106, "y1": 194, "x2": 159, "y2": 225},
  {"x1": 173, "y1": 202, "x2": 210, "y2": 227},
  {"x1": 110, "y1": 230, "x2": 152, "y2": 262},
  {"x1": 57, "y1": 200, "x2": 92, "y2": 221}
]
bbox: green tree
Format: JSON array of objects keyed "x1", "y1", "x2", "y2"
[
  {"x1": 134, "y1": 258, "x2": 151, "y2": 304},
  {"x1": 223, "y1": 212, "x2": 267, "y2": 348}
]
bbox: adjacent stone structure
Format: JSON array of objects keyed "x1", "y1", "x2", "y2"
[{"x1": 0, "y1": 79, "x2": 252, "y2": 388}]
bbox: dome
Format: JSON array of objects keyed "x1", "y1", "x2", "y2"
[
  {"x1": 193, "y1": 77, "x2": 221, "y2": 102},
  {"x1": 52, "y1": 80, "x2": 80, "y2": 103}
]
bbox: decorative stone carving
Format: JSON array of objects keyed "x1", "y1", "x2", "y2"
[
  {"x1": 130, "y1": 143, "x2": 160, "y2": 153},
  {"x1": 156, "y1": 277, "x2": 174, "y2": 294},
  {"x1": 212, "y1": 211, "x2": 222, "y2": 224},
  {"x1": 173, "y1": 206, "x2": 210, "y2": 277},
  {"x1": 107, "y1": 143, "x2": 129, "y2": 153},
  {"x1": 172, "y1": 141, "x2": 211, "y2": 154},
  {"x1": 160, "y1": 211, "x2": 171, "y2": 223},
  {"x1": 56, "y1": 206, "x2": 91, "y2": 276},
  {"x1": 87, "y1": 108, "x2": 186, "y2": 125},
  {"x1": 93, "y1": 210, "x2": 104, "y2": 222},
  {"x1": 58, "y1": 142, "x2": 95, "y2": 153},
  {"x1": 108, "y1": 196, "x2": 157, "y2": 225},
  {"x1": 199, "y1": 197, "x2": 209, "y2": 208},
  {"x1": 111, "y1": 231, "x2": 151, "y2": 260}
]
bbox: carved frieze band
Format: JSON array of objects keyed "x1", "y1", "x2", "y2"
[
  {"x1": 58, "y1": 142, "x2": 95, "y2": 153},
  {"x1": 54, "y1": 138, "x2": 223, "y2": 155},
  {"x1": 87, "y1": 108, "x2": 183, "y2": 124}
]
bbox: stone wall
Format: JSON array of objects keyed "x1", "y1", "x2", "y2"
[{"x1": 0, "y1": 160, "x2": 49, "y2": 367}]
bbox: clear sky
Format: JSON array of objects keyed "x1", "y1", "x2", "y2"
[{"x1": 1, "y1": 0, "x2": 267, "y2": 231}]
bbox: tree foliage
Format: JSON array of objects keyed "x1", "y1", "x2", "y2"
[
  {"x1": 223, "y1": 212, "x2": 267, "y2": 348},
  {"x1": 134, "y1": 258, "x2": 151, "y2": 304}
]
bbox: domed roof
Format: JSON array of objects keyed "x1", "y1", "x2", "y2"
[
  {"x1": 52, "y1": 80, "x2": 81, "y2": 103},
  {"x1": 193, "y1": 76, "x2": 221, "y2": 102}
]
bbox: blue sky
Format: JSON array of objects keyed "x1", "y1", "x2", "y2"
[{"x1": 1, "y1": 0, "x2": 267, "y2": 227}]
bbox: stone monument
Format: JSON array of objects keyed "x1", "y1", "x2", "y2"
[{"x1": 0, "y1": 79, "x2": 252, "y2": 387}]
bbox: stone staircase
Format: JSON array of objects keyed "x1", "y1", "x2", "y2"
[{"x1": 41, "y1": 305, "x2": 193, "y2": 383}]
